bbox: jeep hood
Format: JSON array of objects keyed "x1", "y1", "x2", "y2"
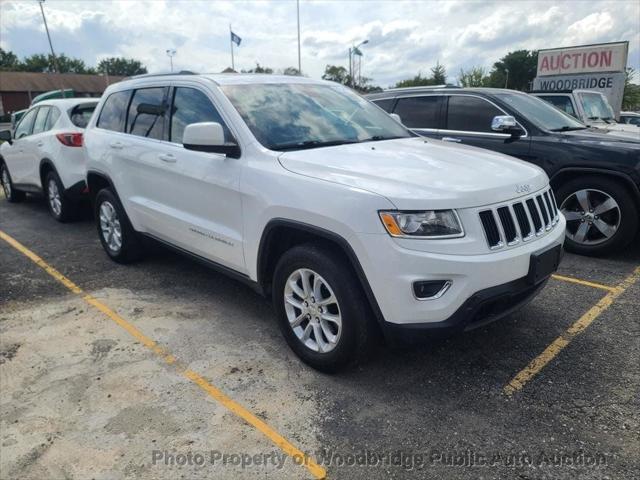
[{"x1": 278, "y1": 137, "x2": 548, "y2": 209}]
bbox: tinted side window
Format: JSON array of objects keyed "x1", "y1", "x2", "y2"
[
  {"x1": 446, "y1": 96, "x2": 503, "y2": 133},
  {"x1": 45, "y1": 107, "x2": 61, "y2": 130},
  {"x1": 373, "y1": 98, "x2": 395, "y2": 113},
  {"x1": 97, "y1": 91, "x2": 131, "y2": 132},
  {"x1": 393, "y1": 96, "x2": 441, "y2": 129},
  {"x1": 539, "y1": 96, "x2": 576, "y2": 118},
  {"x1": 14, "y1": 108, "x2": 38, "y2": 139},
  {"x1": 32, "y1": 107, "x2": 51, "y2": 134},
  {"x1": 170, "y1": 87, "x2": 230, "y2": 144},
  {"x1": 70, "y1": 103, "x2": 97, "y2": 128},
  {"x1": 127, "y1": 88, "x2": 167, "y2": 139}
]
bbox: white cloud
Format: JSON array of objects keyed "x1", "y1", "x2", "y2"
[{"x1": 1, "y1": 0, "x2": 638, "y2": 86}]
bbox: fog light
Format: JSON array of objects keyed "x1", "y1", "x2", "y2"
[{"x1": 413, "y1": 280, "x2": 452, "y2": 300}]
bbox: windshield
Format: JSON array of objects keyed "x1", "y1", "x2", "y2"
[
  {"x1": 578, "y1": 92, "x2": 616, "y2": 122},
  {"x1": 220, "y1": 83, "x2": 410, "y2": 150},
  {"x1": 494, "y1": 92, "x2": 586, "y2": 132}
]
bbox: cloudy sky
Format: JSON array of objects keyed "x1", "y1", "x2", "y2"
[{"x1": 1, "y1": 0, "x2": 638, "y2": 86}]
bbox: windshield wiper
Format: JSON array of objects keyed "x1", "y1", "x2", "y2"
[
  {"x1": 549, "y1": 126, "x2": 587, "y2": 132},
  {"x1": 270, "y1": 139, "x2": 359, "y2": 151},
  {"x1": 360, "y1": 135, "x2": 405, "y2": 143}
]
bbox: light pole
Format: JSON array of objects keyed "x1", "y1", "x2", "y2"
[
  {"x1": 38, "y1": 0, "x2": 65, "y2": 95},
  {"x1": 504, "y1": 68, "x2": 509, "y2": 89},
  {"x1": 348, "y1": 39, "x2": 368, "y2": 88},
  {"x1": 166, "y1": 49, "x2": 176, "y2": 72}
]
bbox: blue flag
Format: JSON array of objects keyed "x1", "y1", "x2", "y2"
[{"x1": 231, "y1": 31, "x2": 242, "y2": 46}]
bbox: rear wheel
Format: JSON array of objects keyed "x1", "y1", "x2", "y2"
[
  {"x1": 95, "y1": 188, "x2": 142, "y2": 263},
  {"x1": 272, "y1": 243, "x2": 378, "y2": 372},
  {"x1": 44, "y1": 170, "x2": 78, "y2": 222},
  {"x1": 557, "y1": 176, "x2": 638, "y2": 256},
  {"x1": 1, "y1": 162, "x2": 26, "y2": 203}
]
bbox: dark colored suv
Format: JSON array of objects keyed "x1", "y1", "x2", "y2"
[{"x1": 368, "y1": 87, "x2": 640, "y2": 256}]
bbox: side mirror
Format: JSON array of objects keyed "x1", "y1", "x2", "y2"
[
  {"x1": 0, "y1": 129, "x2": 13, "y2": 144},
  {"x1": 183, "y1": 122, "x2": 240, "y2": 158},
  {"x1": 389, "y1": 113, "x2": 402, "y2": 124},
  {"x1": 491, "y1": 115, "x2": 523, "y2": 137}
]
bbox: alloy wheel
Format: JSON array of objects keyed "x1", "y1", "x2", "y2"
[
  {"x1": 48, "y1": 178, "x2": 62, "y2": 216},
  {"x1": 1, "y1": 167, "x2": 11, "y2": 198},
  {"x1": 284, "y1": 268, "x2": 342, "y2": 353},
  {"x1": 560, "y1": 188, "x2": 621, "y2": 246},
  {"x1": 99, "y1": 201, "x2": 123, "y2": 252}
]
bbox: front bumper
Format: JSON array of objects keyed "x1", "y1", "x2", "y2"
[
  {"x1": 382, "y1": 273, "x2": 551, "y2": 343},
  {"x1": 354, "y1": 214, "x2": 565, "y2": 331}
]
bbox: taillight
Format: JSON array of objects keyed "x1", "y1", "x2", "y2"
[{"x1": 56, "y1": 132, "x2": 83, "y2": 147}]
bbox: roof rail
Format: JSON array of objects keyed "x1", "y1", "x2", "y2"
[
  {"x1": 384, "y1": 84, "x2": 460, "y2": 92},
  {"x1": 127, "y1": 70, "x2": 199, "y2": 80}
]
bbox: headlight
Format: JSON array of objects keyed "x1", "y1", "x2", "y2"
[{"x1": 379, "y1": 210, "x2": 464, "y2": 238}]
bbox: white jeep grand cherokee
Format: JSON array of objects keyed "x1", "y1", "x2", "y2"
[{"x1": 84, "y1": 73, "x2": 565, "y2": 371}]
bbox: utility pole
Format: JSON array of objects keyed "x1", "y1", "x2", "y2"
[
  {"x1": 296, "y1": 0, "x2": 301, "y2": 74},
  {"x1": 166, "y1": 49, "x2": 176, "y2": 72},
  {"x1": 348, "y1": 39, "x2": 368, "y2": 88},
  {"x1": 348, "y1": 48, "x2": 352, "y2": 87},
  {"x1": 38, "y1": 0, "x2": 65, "y2": 96},
  {"x1": 504, "y1": 68, "x2": 509, "y2": 89}
]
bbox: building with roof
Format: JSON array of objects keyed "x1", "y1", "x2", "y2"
[{"x1": 0, "y1": 71, "x2": 124, "y2": 120}]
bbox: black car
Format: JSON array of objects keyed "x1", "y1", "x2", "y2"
[{"x1": 367, "y1": 87, "x2": 640, "y2": 256}]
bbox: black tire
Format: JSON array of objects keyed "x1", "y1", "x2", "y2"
[
  {"x1": 1, "y1": 162, "x2": 26, "y2": 203},
  {"x1": 94, "y1": 188, "x2": 142, "y2": 263},
  {"x1": 44, "y1": 170, "x2": 78, "y2": 222},
  {"x1": 556, "y1": 175, "x2": 638, "y2": 256},
  {"x1": 272, "y1": 243, "x2": 378, "y2": 372}
]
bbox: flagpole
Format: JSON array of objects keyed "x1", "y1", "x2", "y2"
[
  {"x1": 296, "y1": 0, "x2": 301, "y2": 73},
  {"x1": 229, "y1": 24, "x2": 235, "y2": 71}
]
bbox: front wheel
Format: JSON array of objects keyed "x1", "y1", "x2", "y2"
[
  {"x1": 272, "y1": 244, "x2": 378, "y2": 372},
  {"x1": 95, "y1": 188, "x2": 142, "y2": 263},
  {"x1": 556, "y1": 176, "x2": 638, "y2": 256}
]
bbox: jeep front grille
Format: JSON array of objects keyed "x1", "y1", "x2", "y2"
[{"x1": 479, "y1": 188, "x2": 559, "y2": 250}]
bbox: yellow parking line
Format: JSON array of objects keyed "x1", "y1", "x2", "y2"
[
  {"x1": 505, "y1": 266, "x2": 640, "y2": 396},
  {"x1": 551, "y1": 273, "x2": 616, "y2": 292},
  {"x1": 0, "y1": 229, "x2": 326, "y2": 480}
]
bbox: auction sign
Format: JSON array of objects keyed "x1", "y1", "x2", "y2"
[{"x1": 533, "y1": 41, "x2": 628, "y2": 116}]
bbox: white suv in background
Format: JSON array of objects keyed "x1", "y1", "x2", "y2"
[
  {"x1": 83, "y1": 73, "x2": 565, "y2": 371},
  {"x1": 0, "y1": 98, "x2": 98, "y2": 221}
]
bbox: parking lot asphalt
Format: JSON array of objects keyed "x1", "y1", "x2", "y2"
[{"x1": 1, "y1": 194, "x2": 639, "y2": 480}]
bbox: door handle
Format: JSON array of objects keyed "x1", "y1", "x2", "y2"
[
  {"x1": 158, "y1": 153, "x2": 176, "y2": 163},
  {"x1": 109, "y1": 141, "x2": 124, "y2": 150},
  {"x1": 442, "y1": 137, "x2": 462, "y2": 143},
  {"x1": 36, "y1": 142, "x2": 44, "y2": 147}
]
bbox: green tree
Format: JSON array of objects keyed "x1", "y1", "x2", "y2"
[
  {"x1": 20, "y1": 53, "x2": 91, "y2": 73},
  {"x1": 282, "y1": 67, "x2": 301, "y2": 76},
  {"x1": 241, "y1": 63, "x2": 273, "y2": 74},
  {"x1": 322, "y1": 65, "x2": 351, "y2": 85},
  {"x1": 394, "y1": 62, "x2": 448, "y2": 88},
  {"x1": 430, "y1": 62, "x2": 446, "y2": 84},
  {"x1": 458, "y1": 66, "x2": 489, "y2": 87},
  {"x1": 487, "y1": 50, "x2": 538, "y2": 91},
  {"x1": 394, "y1": 73, "x2": 433, "y2": 88},
  {"x1": 0, "y1": 48, "x2": 20, "y2": 71},
  {"x1": 321, "y1": 64, "x2": 379, "y2": 92},
  {"x1": 622, "y1": 68, "x2": 640, "y2": 111},
  {"x1": 97, "y1": 57, "x2": 147, "y2": 76}
]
